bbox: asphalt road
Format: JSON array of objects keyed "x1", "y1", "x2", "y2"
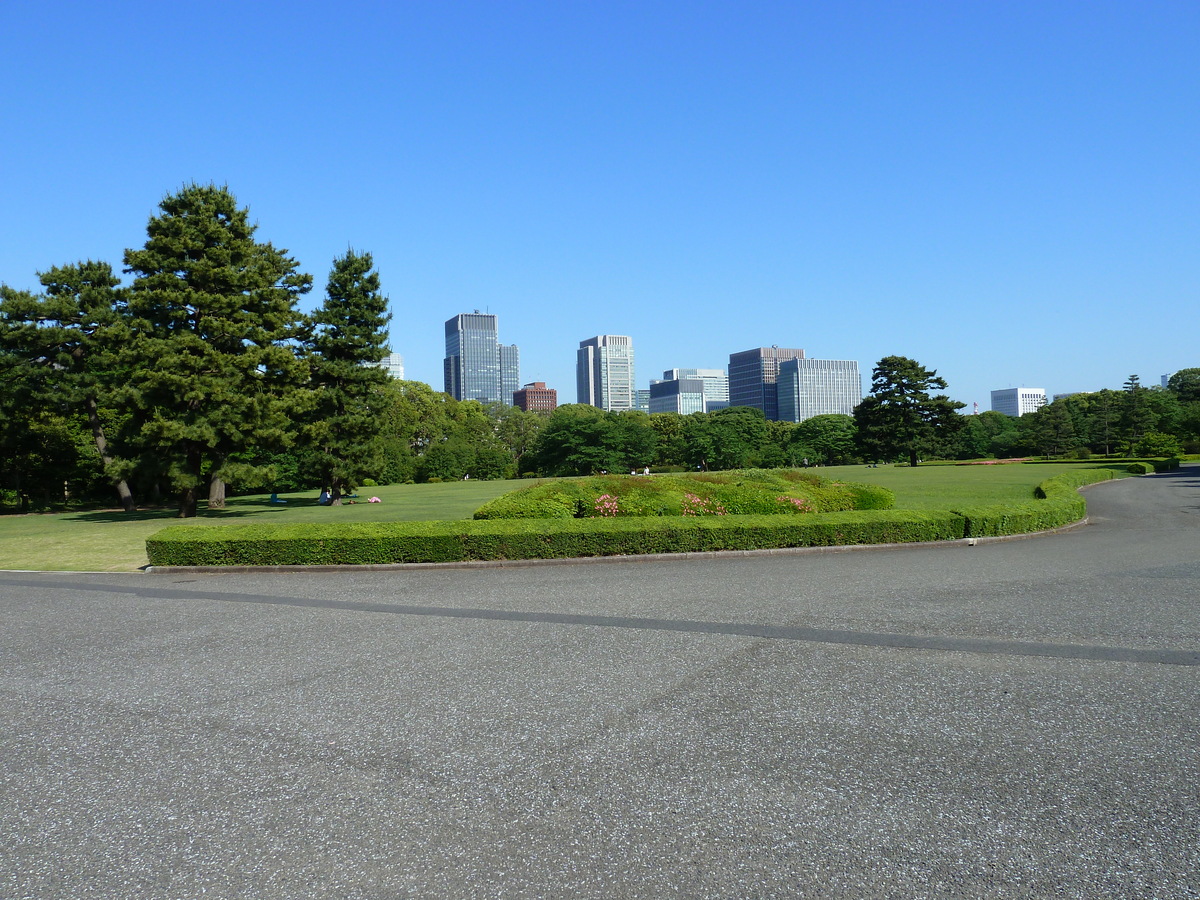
[{"x1": 2, "y1": 466, "x2": 1198, "y2": 899}]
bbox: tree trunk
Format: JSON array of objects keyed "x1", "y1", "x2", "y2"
[
  {"x1": 208, "y1": 477, "x2": 226, "y2": 510},
  {"x1": 178, "y1": 448, "x2": 202, "y2": 518},
  {"x1": 84, "y1": 395, "x2": 135, "y2": 511},
  {"x1": 207, "y1": 453, "x2": 228, "y2": 511},
  {"x1": 179, "y1": 485, "x2": 198, "y2": 518},
  {"x1": 909, "y1": 449, "x2": 919, "y2": 468},
  {"x1": 329, "y1": 479, "x2": 343, "y2": 506}
]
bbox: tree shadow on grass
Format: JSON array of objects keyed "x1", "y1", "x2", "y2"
[{"x1": 63, "y1": 496, "x2": 325, "y2": 524}]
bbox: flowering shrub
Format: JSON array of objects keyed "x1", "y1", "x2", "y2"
[
  {"x1": 778, "y1": 495, "x2": 814, "y2": 513},
  {"x1": 593, "y1": 494, "x2": 620, "y2": 517},
  {"x1": 681, "y1": 493, "x2": 728, "y2": 516}
]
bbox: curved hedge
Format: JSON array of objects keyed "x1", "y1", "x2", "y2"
[
  {"x1": 145, "y1": 467, "x2": 1119, "y2": 568},
  {"x1": 471, "y1": 470, "x2": 895, "y2": 520},
  {"x1": 146, "y1": 510, "x2": 964, "y2": 567},
  {"x1": 951, "y1": 466, "x2": 1117, "y2": 538}
]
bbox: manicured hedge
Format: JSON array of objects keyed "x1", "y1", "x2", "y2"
[
  {"x1": 146, "y1": 510, "x2": 965, "y2": 567},
  {"x1": 145, "y1": 467, "x2": 1119, "y2": 567},
  {"x1": 470, "y1": 470, "x2": 894, "y2": 520},
  {"x1": 954, "y1": 467, "x2": 1116, "y2": 537}
]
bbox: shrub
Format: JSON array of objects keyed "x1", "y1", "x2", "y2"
[
  {"x1": 471, "y1": 469, "x2": 890, "y2": 520},
  {"x1": 146, "y1": 510, "x2": 968, "y2": 568}
]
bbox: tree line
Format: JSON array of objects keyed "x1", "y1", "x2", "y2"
[{"x1": 2, "y1": 185, "x2": 1195, "y2": 515}]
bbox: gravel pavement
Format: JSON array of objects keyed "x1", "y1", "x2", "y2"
[{"x1": 2, "y1": 466, "x2": 1198, "y2": 898}]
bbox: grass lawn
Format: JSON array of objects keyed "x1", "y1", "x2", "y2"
[
  {"x1": 0, "y1": 479, "x2": 525, "y2": 572},
  {"x1": 0, "y1": 463, "x2": 1130, "y2": 572}
]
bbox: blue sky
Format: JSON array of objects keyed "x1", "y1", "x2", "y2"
[{"x1": 2, "y1": 1, "x2": 1196, "y2": 410}]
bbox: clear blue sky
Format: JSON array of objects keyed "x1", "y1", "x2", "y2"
[{"x1": 2, "y1": 1, "x2": 1196, "y2": 410}]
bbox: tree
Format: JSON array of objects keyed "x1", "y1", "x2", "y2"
[
  {"x1": 1022, "y1": 400, "x2": 1077, "y2": 457},
  {"x1": 854, "y1": 356, "x2": 965, "y2": 467},
  {"x1": 705, "y1": 406, "x2": 769, "y2": 470},
  {"x1": 790, "y1": 414, "x2": 858, "y2": 465},
  {"x1": 121, "y1": 184, "x2": 311, "y2": 517},
  {"x1": 1134, "y1": 431, "x2": 1183, "y2": 458},
  {"x1": 304, "y1": 249, "x2": 391, "y2": 505},
  {"x1": 1166, "y1": 368, "x2": 1200, "y2": 404},
  {"x1": 0, "y1": 261, "x2": 136, "y2": 510},
  {"x1": 1120, "y1": 375, "x2": 1155, "y2": 453},
  {"x1": 530, "y1": 404, "x2": 621, "y2": 476},
  {"x1": 488, "y1": 403, "x2": 547, "y2": 474}
]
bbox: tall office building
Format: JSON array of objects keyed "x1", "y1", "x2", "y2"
[
  {"x1": 650, "y1": 367, "x2": 730, "y2": 414},
  {"x1": 376, "y1": 352, "x2": 405, "y2": 380},
  {"x1": 577, "y1": 335, "x2": 635, "y2": 411},
  {"x1": 728, "y1": 347, "x2": 805, "y2": 421},
  {"x1": 776, "y1": 358, "x2": 862, "y2": 422},
  {"x1": 443, "y1": 312, "x2": 519, "y2": 405},
  {"x1": 991, "y1": 387, "x2": 1046, "y2": 417},
  {"x1": 662, "y1": 368, "x2": 728, "y2": 409}
]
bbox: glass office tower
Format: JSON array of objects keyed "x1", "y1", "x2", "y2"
[{"x1": 444, "y1": 312, "x2": 519, "y2": 405}]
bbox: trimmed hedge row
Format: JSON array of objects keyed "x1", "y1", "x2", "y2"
[
  {"x1": 952, "y1": 467, "x2": 1116, "y2": 537},
  {"x1": 471, "y1": 470, "x2": 894, "y2": 520},
  {"x1": 145, "y1": 511, "x2": 965, "y2": 567},
  {"x1": 145, "y1": 467, "x2": 1120, "y2": 567}
]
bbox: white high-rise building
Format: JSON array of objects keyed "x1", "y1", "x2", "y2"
[
  {"x1": 991, "y1": 387, "x2": 1046, "y2": 417},
  {"x1": 377, "y1": 352, "x2": 405, "y2": 380},
  {"x1": 577, "y1": 335, "x2": 635, "y2": 411},
  {"x1": 776, "y1": 358, "x2": 862, "y2": 422},
  {"x1": 650, "y1": 367, "x2": 730, "y2": 414}
]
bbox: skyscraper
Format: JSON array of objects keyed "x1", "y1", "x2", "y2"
[
  {"x1": 577, "y1": 335, "x2": 635, "y2": 411},
  {"x1": 650, "y1": 367, "x2": 730, "y2": 414},
  {"x1": 443, "y1": 312, "x2": 519, "y2": 405},
  {"x1": 990, "y1": 387, "x2": 1046, "y2": 417},
  {"x1": 662, "y1": 368, "x2": 728, "y2": 409},
  {"x1": 728, "y1": 347, "x2": 805, "y2": 421},
  {"x1": 776, "y1": 358, "x2": 862, "y2": 422},
  {"x1": 375, "y1": 352, "x2": 405, "y2": 380}
]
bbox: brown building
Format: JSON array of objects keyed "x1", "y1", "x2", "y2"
[{"x1": 513, "y1": 381, "x2": 557, "y2": 412}]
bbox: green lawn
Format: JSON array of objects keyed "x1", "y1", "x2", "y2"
[
  {"x1": 0, "y1": 479, "x2": 524, "y2": 572},
  {"x1": 0, "y1": 463, "x2": 1128, "y2": 572}
]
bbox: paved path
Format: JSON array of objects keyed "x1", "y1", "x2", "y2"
[{"x1": 2, "y1": 467, "x2": 1198, "y2": 898}]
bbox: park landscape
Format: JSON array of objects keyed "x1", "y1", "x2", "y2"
[{"x1": 0, "y1": 459, "x2": 1157, "y2": 572}]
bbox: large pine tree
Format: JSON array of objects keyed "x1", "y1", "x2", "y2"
[
  {"x1": 854, "y1": 356, "x2": 965, "y2": 467},
  {"x1": 304, "y1": 249, "x2": 391, "y2": 505},
  {"x1": 122, "y1": 184, "x2": 311, "y2": 517},
  {"x1": 0, "y1": 261, "x2": 136, "y2": 510}
]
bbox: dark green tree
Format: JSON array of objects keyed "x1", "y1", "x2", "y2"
[
  {"x1": 790, "y1": 414, "x2": 858, "y2": 465},
  {"x1": 487, "y1": 403, "x2": 547, "y2": 474},
  {"x1": 1119, "y1": 375, "x2": 1155, "y2": 453},
  {"x1": 0, "y1": 261, "x2": 136, "y2": 509},
  {"x1": 854, "y1": 356, "x2": 966, "y2": 466},
  {"x1": 647, "y1": 412, "x2": 686, "y2": 468},
  {"x1": 1166, "y1": 368, "x2": 1200, "y2": 404},
  {"x1": 1022, "y1": 400, "x2": 1077, "y2": 457},
  {"x1": 528, "y1": 405, "x2": 656, "y2": 476},
  {"x1": 304, "y1": 249, "x2": 391, "y2": 505},
  {"x1": 122, "y1": 184, "x2": 312, "y2": 517}
]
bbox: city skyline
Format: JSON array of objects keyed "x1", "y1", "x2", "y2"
[{"x1": 2, "y1": 3, "x2": 1195, "y2": 410}]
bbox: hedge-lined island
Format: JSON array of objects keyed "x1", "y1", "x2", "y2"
[{"x1": 143, "y1": 463, "x2": 1172, "y2": 568}]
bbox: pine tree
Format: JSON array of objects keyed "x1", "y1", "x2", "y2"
[
  {"x1": 0, "y1": 261, "x2": 136, "y2": 510},
  {"x1": 305, "y1": 249, "x2": 391, "y2": 505},
  {"x1": 122, "y1": 184, "x2": 311, "y2": 517},
  {"x1": 854, "y1": 356, "x2": 965, "y2": 466}
]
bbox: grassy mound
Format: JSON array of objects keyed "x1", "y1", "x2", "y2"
[{"x1": 471, "y1": 469, "x2": 895, "y2": 520}]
